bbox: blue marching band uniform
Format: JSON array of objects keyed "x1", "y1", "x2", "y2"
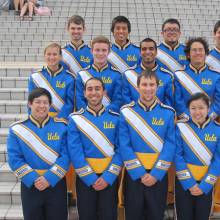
[
  {"x1": 174, "y1": 64, "x2": 220, "y2": 119},
  {"x1": 61, "y1": 41, "x2": 93, "y2": 76},
  {"x1": 28, "y1": 65, "x2": 75, "y2": 119},
  {"x1": 7, "y1": 116, "x2": 70, "y2": 220},
  {"x1": 123, "y1": 62, "x2": 174, "y2": 106},
  {"x1": 7, "y1": 34, "x2": 220, "y2": 219},
  {"x1": 175, "y1": 118, "x2": 220, "y2": 220},
  {"x1": 157, "y1": 42, "x2": 188, "y2": 73},
  {"x1": 67, "y1": 106, "x2": 123, "y2": 220},
  {"x1": 76, "y1": 63, "x2": 122, "y2": 112},
  {"x1": 108, "y1": 41, "x2": 141, "y2": 73}
]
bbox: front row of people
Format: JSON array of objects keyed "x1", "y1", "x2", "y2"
[{"x1": 7, "y1": 71, "x2": 220, "y2": 220}]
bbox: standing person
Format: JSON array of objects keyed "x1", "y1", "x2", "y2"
[
  {"x1": 28, "y1": 42, "x2": 75, "y2": 120},
  {"x1": 157, "y1": 18, "x2": 188, "y2": 72},
  {"x1": 62, "y1": 15, "x2": 93, "y2": 76},
  {"x1": 76, "y1": 36, "x2": 122, "y2": 112},
  {"x1": 174, "y1": 37, "x2": 220, "y2": 120},
  {"x1": 206, "y1": 20, "x2": 220, "y2": 71},
  {"x1": 7, "y1": 88, "x2": 69, "y2": 220},
  {"x1": 119, "y1": 70, "x2": 176, "y2": 220},
  {"x1": 68, "y1": 77, "x2": 122, "y2": 220},
  {"x1": 175, "y1": 93, "x2": 220, "y2": 220},
  {"x1": 123, "y1": 37, "x2": 173, "y2": 106},
  {"x1": 108, "y1": 16, "x2": 141, "y2": 73},
  {"x1": 14, "y1": 0, "x2": 25, "y2": 15}
]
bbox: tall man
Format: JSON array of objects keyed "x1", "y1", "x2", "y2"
[
  {"x1": 119, "y1": 70, "x2": 176, "y2": 220},
  {"x1": 76, "y1": 36, "x2": 122, "y2": 112},
  {"x1": 68, "y1": 77, "x2": 122, "y2": 220},
  {"x1": 108, "y1": 16, "x2": 141, "y2": 73},
  {"x1": 123, "y1": 37, "x2": 173, "y2": 106},
  {"x1": 206, "y1": 20, "x2": 220, "y2": 71},
  {"x1": 7, "y1": 88, "x2": 69, "y2": 220},
  {"x1": 61, "y1": 15, "x2": 93, "y2": 76},
  {"x1": 157, "y1": 18, "x2": 188, "y2": 72}
]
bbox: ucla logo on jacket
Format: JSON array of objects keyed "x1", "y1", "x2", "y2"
[
  {"x1": 152, "y1": 117, "x2": 164, "y2": 126},
  {"x1": 201, "y1": 78, "x2": 212, "y2": 85},
  {"x1": 80, "y1": 56, "x2": 91, "y2": 63},
  {"x1": 48, "y1": 132, "x2": 60, "y2": 141},
  {"x1": 102, "y1": 77, "x2": 112, "y2": 84},
  {"x1": 103, "y1": 121, "x2": 115, "y2": 129},
  {"x1": 205, "y1": 134, "x2": 217, "y2": 142},
  {"x1": 179, "y1": 55, "x2": 186, "y2": 60},
  {"x1": 56, "y1": 81, "x2": 66, "y2": 88},
  {"x1": 127, "y1": 55, "x2": 137, "y2": 62}
]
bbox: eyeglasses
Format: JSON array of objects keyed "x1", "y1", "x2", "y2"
[{"x1": 163, "y1": 28, "x2": 180, "y2": 33}]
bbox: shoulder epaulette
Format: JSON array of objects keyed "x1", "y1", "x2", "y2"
[
  {"x1": 83, "y1": 65, "x2": 91, "y2": 70},
  {"x1": 214, "y1": 120, "x2": 220, "y2": 126},
  {"x1": 175, "y1": 65, "x2": 186, "y2": 72},
  {"x1": 160, "y1": 103, "x2": 175, "y2": 113},
  {"x1": 177, "y1": 118, "x2": 189, "y2": 123},
  {"x1": 120, "y1": 101, "x2": 135, "y2": 110},
  {"x1": 208, "y1": 66, "x2": 220, "y2": 74},
  {"x1": 160, "y1": 67, "x2": 174, "y2": 77},
  {"x1": 110, "y1": 66, "x2": 120, "y2": 72},
  {"x1": 132, "y1": 42, "x2": 140, "y2": 48},
  {"x1": 109, "y1": 109, "x2": 120, "y2": 116},
  {"x1": 129, "y1": 64, "x2": 137, "y2": 70},
  {"x1": 66, "y1": 69, "x2": 76, "y2": 78},
  {"x1": 88, "y1": 40, "x2": 92, "y2": 48},
  {"x1": 11, "y1": 117, "x2": 29, "y2": 127},
  {"x1": 54, "y1": 117, "x2": 68, "y2": 125},
  {"x1": 70, "y1": 108, "x2": 84, "y2": 116}
]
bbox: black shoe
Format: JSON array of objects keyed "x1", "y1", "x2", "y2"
[{"x1": 14, "y1": 10, "x2": 20, "y2": 15}]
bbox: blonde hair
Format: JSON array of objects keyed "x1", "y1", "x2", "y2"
[{"x1": 44, "y1": 43, "x2": 62, "y2": 55}]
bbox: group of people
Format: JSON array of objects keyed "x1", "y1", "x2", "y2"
[{"x1": 7, "y1": 14, "x2": 220, "y2": 220}]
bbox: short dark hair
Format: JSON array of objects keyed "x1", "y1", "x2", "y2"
[
  {"x1": 140, "y1": 38, "x2": 157, "y2": 50},
  {"x1": 28, "y1": 88, "x2": 52, "y2": 105},
  {"x1": 184, "y1": 37, "x2": 209, "y2": 61},
  {"x1": 67, "y1": 15, "x2": 85, "y2": 29},
  {"x1": 137, "y1": 70, "x2": 159, "y2": 87},
  {"x1": 84, "y1": 77, "x2": 105, "y2": 91},
  {"x1": 162, "y1": 18, "x2": 181, "y2": 31},
  {"x1": 111, "y1": 16, "x2": 131, "y2": 33},
  {"x1": 214, "y1": 20, "x2": 220, "y2": 34},
  {"x1": 187, "y1": 93, "x2": 210, "y2": 108}
]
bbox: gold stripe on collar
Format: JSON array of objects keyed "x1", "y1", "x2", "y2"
[
  {"x1": 114, "y1": 40, "x2": 130, "y2": 50},
  {"x1": 30, "y1": 115, "x2": 50, "y2": 128},
  {"x1": 86, "y1": 105, "x2": 105, "y2": 116},
  {"x1": 191, "y1": 118, "x2": 210, "y2": 129},
  {"x1": 138, "y1": 99, "x2": 158, "y2": 111},
  {"x1": 46, "y1": 65, "x2": 63, "y2": 77},
  {"x1": 189, "y1": 64, "x2": 206, "y2": 74},
  {"x1": 70, "y1": 41, "x2": 85, "y2": 50},
  {"x1": 92, "y1": 63, "x2": 108, "y2": 72},
  {"x1": 163, "y1": 41, "x2": 180, "y2": 51}
]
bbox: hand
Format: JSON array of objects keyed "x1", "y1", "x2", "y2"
[
  {"x1": 189, "y1": 184, "x2": 203, "y2": 196},
  {"x1": 141, "y1": 173, "x2": 157, "y2": 187},
  {"x1": 92, "y1": 177, "x2": 108, "y2": 191},
  {"x1": 34, "y1": 176, "x2": 50, "y2": 191}
]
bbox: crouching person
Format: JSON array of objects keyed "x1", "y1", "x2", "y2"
[
  {"x1": 7, "y1": 88, "x2": 70, "y2": 220},
  {"x1": 68, "y1": 77, "x2": 123, "y2": 220}
]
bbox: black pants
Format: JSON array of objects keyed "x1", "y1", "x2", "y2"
[
  {"x1": 76, "y1": 176, "x2": 118, "y2": 220},
  {"x1": 124, "y1": 172, "x2": 168, "y2": 220},
  {"x1": 175, "y1": 179, "x2": 213, "y2": 220},
  {"x1": 21, "y1": 178, "x2": 68, "y2": 220}
]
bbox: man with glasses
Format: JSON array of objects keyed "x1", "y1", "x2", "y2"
[{"x1": 157, "y1": 18, "x2": 188, "y2": 73}]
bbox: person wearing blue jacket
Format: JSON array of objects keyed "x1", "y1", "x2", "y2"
[
  {"x1": 28, "y1": 43, "x2": 75, "y2": 120},
  {"x1": 76, "y1": 36, "x2": 122, "y2": 113},
  {"x1": 119, "y1": 70, "x2": 176, "y2": 220},
  {"x1": 7, "y1": 88, "x2": 70, "y2": 220},
  {"x1": 174, "y1": 37, "x2": 220, "y2": 120},
  {"x1": 123, "y1": 37, "x2": 174, "y2": 107},
  {"x1": 68, "y1": 77, "x2": 123, "y2": 220},
  {"x1": 175, "y1": 92, "x2": 220, "y2": 220}
]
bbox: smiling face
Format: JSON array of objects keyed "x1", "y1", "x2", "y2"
[
  {"x1": 44, "y1": 46, "x2": 61, "y2": 70},
  {"x1": 189, "y1": 42, "x2": 206, "y2": 67},
  {"x1": 113, "y1": 22, "x2": 129, "y2": 45},
  {"x1": 189, "y1": 99, "x2": 209, "y2": 125},
  {"x1": 141, "y1": 41, "x2": 157, "y2": 65},
  {"x1": 28, "y1": 95, "x2": 50, "y2": 122},
  {"x1": 92, "y1": 42, "x2": 109, "y2": 67},
  {"x1": 67, "y1": 22, "x2": 85, "y2": 42}
]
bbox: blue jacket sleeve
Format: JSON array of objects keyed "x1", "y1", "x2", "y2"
[
  {"x1": 174, "y1": 126, "x2": 197, "y2": 190},
  {"x1": 101, "y1": 122, "x2": 123, "y2": 185},
  {"x1": 164, "y1": 76, "x2": 174, "y2": 107},
  {"x1": 150, "y1": 112, "x2": 176, "y2": 181},
  {"x1": 122, "y1": 73, "x2": 133, "y2": 105},
  {"x1": 57, "y1": 78, "x2": 75, "y2": 119},
  {"x1": 76, "y1": 73, "x2": 87, "y2": 111},
  {"x1": 119, "y1": 114, "x2": 146, "y2": 180},
  {"x1": 106, "y1": 74, "x2": 122, "y2": 112},
  {"x1": 7, "y1": 128, "x2": 39, "y2": 188},
  {"x1": 199, "y1": 138, "x2": 220, "y2": 194},
  {"x1": 44, "y1": 128, "x2": 70, "y2": 187},
  {"x1": 67, "y1": 116, "x2": 98, "y2": 186}
]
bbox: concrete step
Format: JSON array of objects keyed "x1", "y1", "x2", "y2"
[
  {"x1": 0, "y1": 204, "x2": 23, "y2": 220},
  {"x1": 0, "y1": 77, "x2": 28, "y2": 88},
  {"x1": 0, "y1": 88, "x2": 28, "y2": 100},
  {"x1": 0, "y1": 182, "x2": 21, "y2": 205},
  {"x1": 0, "y1": 114, "x2": 27, "y2": 128},
  {"x1": 0, "y1": 128, "x2": 9, "y2": 145},
  {"x1": 0, "y1": 68, "x2": 31, "y2": 77},
  {"x1": 0, "y1": 145, "x2": 7, "y2": 163},
  {"x1": 0, "y1": 100, "x2": 27, "y2": 114},
  {"x1": 0, "y1": 163, "x2": 17, "y2": 182}
]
